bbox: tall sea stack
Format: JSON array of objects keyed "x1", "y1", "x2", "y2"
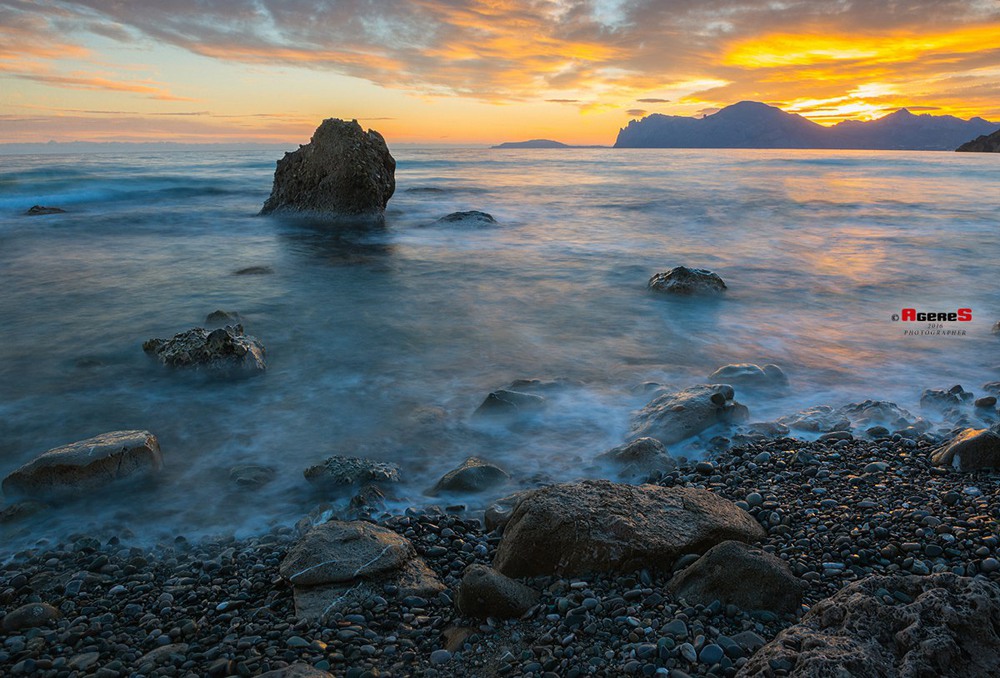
[{"x1": 260, "y1": 118, "x2": 395, "y2": 222}]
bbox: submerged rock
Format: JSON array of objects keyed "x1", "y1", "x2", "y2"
[
  {"x1": 434, "y1": 210, "x2": 497, "y2": 226},
  {"x1": 24, "y1": 205, "x2": 66, "y2": 216},
  {"x1": 648, "y1": 266, "x2": 727, "y2": 295},
  {"x1": 779, "y1": 400, "x2": 919, "y2": 433},
  {"x1": 228, "y1": 465, "x2": 276, "y2": 489},
  {"x1": 260, "y1": 118, "x2": 395, "y2": 222},
  {"x1": 493, "y1": 480, "x2": 765, "y2": 577},
  {"x1": 303, "y1": 455, "x2": 401, "y2": 487},
  {"x1": 596, "y1": 437, "x2": 677, "y2": 477},
  {"x1": 708, "y1": 363, "x2": 787, "y2": 388},
  {"x1": 667, "y1": 540, "x2": 804, "y2": 614},
  {"x1": 738, "y1": 573, "x2": 1000, "y2": 678},
  {"x1": 143, "y1": 324, "x2": 266, "y2": 372},
  {"x1": 930, "y1": 425, "x2": 1000, "y2": 470},
  {"x1": 2, "y1": 430, "x2": 162, "y2": 502},
  {"x1": 233, "y1": 266, "x2": 274, "y2": 275},
  {"x1": 630, "y1": 384, "x2": 748, "y2": 445},
  {"x1": 429, "y1": 457, "x2": 509, "y2": 495},
  {"x1": 921, "y1": 384, "x2": 974, "y2": 409},
  {"x1": 473, "y1": 389, "x2": 546, "y2": 418},
  {"x1": 0, "y1": 500, "x2": 49, "y2": 524},
  {"x1": 205, "y1": 309, "x2": 242, "y2": 326},
  {"x1": 456, "y1": 564, "x2": 539, "y2": 619}
]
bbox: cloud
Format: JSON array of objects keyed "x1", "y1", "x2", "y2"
[
  {"x1": 546, "y1": 98, "x2": 581, "y2": 103},
  {"x1": 636, "y1": 98, "x2": 670, "y2": 103},
  {"x1": 625, "y1": 108, "x2": 647, "y2": 117}
]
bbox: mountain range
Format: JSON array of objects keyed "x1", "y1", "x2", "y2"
[{"x1": 614, "y1": 101, "x2": 1000, "y2": 151}]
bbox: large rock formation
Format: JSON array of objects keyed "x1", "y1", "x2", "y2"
[
  {"x1": 930, "y1": 425, "x2": 1000, "y2": 471},
  {"x1": 631, "y1": 384, "x2": 748, "y2": 444},
  {"x1": 667, "y1": 540, "x2": 804, "y2": 614},
  {"x1": 279, "y1": 521, "x2": 443, "y2": 621},
  {"x1": 2, "y1": 430, "x2": 162, "y2": 501},
  {"x1": 737, "y1": 574, "x2": 1000, "y2": 677},
  {"x1": 956, "y1": 128, "x2": 1000, "y2": 152},
  {"x1": 260, "y1": 118, "x2": 395, "y2": 221},
  {"x1": 143, "y1": 325, "x2": 265, "y2": 372},
  {"x1": 492, "y1": 480, "x2": 765, "y2": 577}
]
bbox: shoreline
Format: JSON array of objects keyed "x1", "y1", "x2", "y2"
[{"x1": 2, "y1": 431, "x2": 998, "y2": 677}]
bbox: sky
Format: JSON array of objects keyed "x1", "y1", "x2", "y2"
[{"x1": 2, "y1": 0, "x2": 1000, "y2": 145}]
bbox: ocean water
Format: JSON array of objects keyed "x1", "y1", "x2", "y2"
[{"x1": 1, "y1": 147, "x2": 998, "y2": 548}]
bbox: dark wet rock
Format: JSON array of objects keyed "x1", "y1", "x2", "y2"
[
  {"x1": 348, "y1": 483, "x2": 386, "y2": 515},
  {"x1": 921, "y1": 384, "x2": 974, "y2": 409},
  {"x1": 143, "y1": 324, "x2": 266, "y2": 371},
  {"x1": 429, "y1": 457, "x2": 510, "y2": 495},
  {"x1": 738, "y1": 574, "x2": 1000, "y2": 678},
  {"x1": 630, "y1": 384, "x2": 749, "y2": 445},
  {"x1": 303, "y1": 455, "x2": 401, "y2": 487},
  {"x1": 24, "y1": 205, "x2": 66, "y2": 216},
  {"x1": 993, "y1": 320, "x2": 1000, "y2": 334},
  {"x1": 668, "y1": 540, "x2": 804, "y2": 614},
  {"x1": 233, "y1": 265, "x2": 274, "y2": 275},
  {"x1": 258, "y1": 664, "x2": 333, "y2": 678},
  {"x1": 2, "y1": 602, "x2": 61, "y2": 631},
  {"x1": 280, "y1": 521, "x2": 414, "y2": 586},
  {"x1": 709, "y1": 363, "x2": 787, "y2": 388},
  {"x1": 484, "y1": 491, "x2": 529, "y2": 533},
  {"x1": 228, "y1": 464, "x2": 276, "y2": 489},
  {"x1": 984, "y1": 381, "x2": 1000, "y2": 395},
  {"x1": 648, "y1": 266, "x2": 727, "y2": 295},
  {"x1": 975, "y1": 396, "x2": 998, "y2": 408},
  {"x1": 0, "y1": 500, "x2": 49, "y2": 523},
  {"x1": 930, "y1": 425, "x2": 1000, "y2": 470},
  {"x1": 205, "y1": 309, "x2": 242, "y2": 325},
  {"x1": 778, "y1": 405, "x2": 846, "y2": 432},
  {"x1": 780, "y1": 400, "x2": 918, "y2": 433},
  {"x1": 2, "y1": 430, "x2": 162, "y2": 502},
  {"x1": 473, "y1": 389, "x2": 546, "y2": 418},
  {"x1": 596, "y1": 437, "x2": 677, "y2": 477},
  {"x1": 260, "y1": 118, "x2": 395, "y2": 221},
  {"x1": 747, "y1": 421, "x2": 790, "y2": 437},
  {"x1": 434, "y1": 210, "x2": 497, "y2": 226},
  {"x1": 456, "y1": 564, "x2": 539, "y2": 618},
  {"x1": 493, "y1": 480, "x2": 765, "y2": 577}
]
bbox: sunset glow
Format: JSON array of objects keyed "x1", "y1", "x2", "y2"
[{"x1": 2, "y1": 0, "x2": 999, "y2": 145}]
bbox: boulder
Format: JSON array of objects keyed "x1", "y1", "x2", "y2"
[
  {"x1": 435, "y1": 211, "x2": 497, "y2": 226},
  {"x1": 484, "y1": 491, "x2": 529, "y2": 533},
  {"x1": 303, "y1": 455, "x2": 401, "y2": 488},
  {"x1": 456, "y1": 564, "x2": 539, "y2": 618},
  {"x1": 205, "y1": 309, "x2": 242, "y2": 326},
  {"x1": 667, "y1": 540, "x2": 804, "y2": 614},
  {"x1": 228, "y1": 465, "x2": 276, "y2": 489},
  {"x1": 708, "y1": 363, "x2": 787, "y2": 388},
  {"x1": 2, "y1": 602, "x2": 62, "y2": 631},
  {"x1": 930, "y1": 425, "x2": 1000, "y2": 470},
  {"x1": 24, "y1": 205, "x2": 66, "y2": 216},
  {"x1": 493, "y1": 480, "x2": 765, "y2": 577},
  {"x1": 2, "y1": 430, "x2": 162, "y2": 502},
  {"x1": 921, "y1": 384, "x2": 974, "y2": 409},
  {"x1": 648, "y1": 266, "x2": 726, "y2": 295},
  {"x1": 596, "y1": 437, "x2": 676, "y2": 477},
  {"x1": 737, "y1": 574, "x2": 1000, "y2": 678},
  {"x1": 630, "y1": 384, "x2": 749, "y2": 445},
  {"x1": 0, "y1": 500, "x2": 49, "y2": 523},
  {"x1": 779, "y1": 400, "x2": 918, "y2": 433},
  {"x1": 429, "y1": 457, "x2": 510, "y2": 495},
  {"x1": 260, "y1": 118, "x2": 395, "y2": 221},
  {"x1": 280, "y1": 521, "x2": 443, "y2": 621},
  {"x1": 279, "y1": 521, "x2": 414, "y2": 586},
  {"x1": 143, "y1": 325, "x2": 265, "y2": 372},
  {"x1": 473, "y1": 389, "x2": 546, "y2": 418}
]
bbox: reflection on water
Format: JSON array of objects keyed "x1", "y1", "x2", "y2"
[{"x1": 1, "y1": 147, "x2": 998, "y2": 548}]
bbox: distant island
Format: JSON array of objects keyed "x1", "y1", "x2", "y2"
[
  {"x1": 614, "y1": 101, "x2": 1000, "y2": 151},
  {"x1": 956, "y1": 128, "x2": 1000, "y2": 152},
  {"x1": 492, "y1": 139, "x2": 608, "y2": 149}
]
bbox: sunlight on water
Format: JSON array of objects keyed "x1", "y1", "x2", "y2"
[{"x1": 1, "y1": 147, "x2": 998, "y2": 548}]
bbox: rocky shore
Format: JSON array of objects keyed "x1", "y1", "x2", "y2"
[{"x1": 2, "y1": 430, "x2": 998, "y2": 677}]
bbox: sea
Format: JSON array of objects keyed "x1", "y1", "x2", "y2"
[{"x1": 1, "y1": 147, "x2": 998, "y2": 549}]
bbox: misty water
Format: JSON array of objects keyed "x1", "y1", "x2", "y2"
[{"x1": 1, "y1": 147, "x2": 998, "y2": 550}]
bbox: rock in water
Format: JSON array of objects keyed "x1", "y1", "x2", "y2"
[
  {"x1": 708, "y1": 363, "x2": 787, "y2": 388},
  {"x1": 667, "y1": 541, "x2": 804, "y2": 614},
  {"x1": 143, "y1": 325, "x2": 266, "y2": 372},
  {"x1": 493, "y1": 480, "x2": 765, "y2": 577},
  {"x1": 2, "y1": 430, "x2": 162, "y2": 502},
  {"x1": 456, "y1": 564, "x2": 539, "y2": 618},
  {"x1": 303, "y1": 455, "x2": 401, "y2": 487},
  {"x1": 596, "y1": 437, "x2": 677, "y2": 477},
  {"x1": 434, "y1": 211, "x2": 497, "y2": 226},
  {"x1": 24, "y1": 205, "x2": 66, "y2": 216},
  {"x1": 630, "y1": 384, "x2": 748, "y2": 444},
  {"x1": 738, "y1": 574, "x2": 1000, "y2": 678},
  {"x1": 648, "y1": 266, "x2": 727, "y2": 294},
  {"x1": 260, "y1": 118, "x2": 395, "y2": 221},
  {"x1": 930, "y1": 425, "x2": 1000, "y2": 470},
  {"x1": 430, "y1": 457, "x2": 510, "y2": 495}
]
